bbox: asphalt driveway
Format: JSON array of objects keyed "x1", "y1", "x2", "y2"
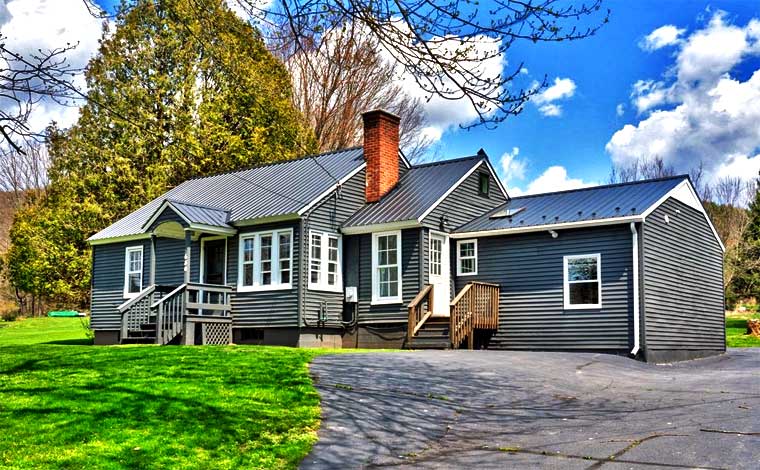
[{"x1": 301, "y1": 349, "x2": 760, "y2": 469}]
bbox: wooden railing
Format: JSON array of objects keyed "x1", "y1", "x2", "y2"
[
  {"x1": 152, "y1": 284, "x2": 187, "y2": 345},
  {"x1": 118, "y1": 285, "x2": 156, "y2": 341},
  {"x1": 186, "y1": 283, "x2": 232, "y2": 316},
  {"x1": 449, "y1": 282, "x2": 500, "y2": 349},
  {"x1": 407, "y1": 284, "x2": 434, "y2": 344}
]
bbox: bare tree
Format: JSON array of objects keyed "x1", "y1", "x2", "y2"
[
  {"x1": 0, "y1": 37, "x2": 83, "y2": 153},
  {"x1": 608, "y1": 156, "x2": 676, "y2": 184},
  {"x1": 84, "y1": 0, "x2": 609, "y2": 129},
  {"x1": 277, "y1": 22, "x2": 431, "y2": 160},
  {"x1": 0, "y1": 142, "x2": 49, "y2": 203}
]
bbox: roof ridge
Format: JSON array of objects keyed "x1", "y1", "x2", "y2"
[
  {"x1": 166, "y1": 198, "x2": 229, "y2": 213},
  {"x1": 410, "y1": 154, "x2": 484, "y2": 169},
  {"x1": 508, "y1": 174, "x2": 689, "y2": 200},
  {"x1": 181, "y1": 146, "x2": 363, "y2": 183}
]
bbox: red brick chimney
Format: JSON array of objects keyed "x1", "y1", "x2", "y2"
[{"x1": 363, "y1": 109, "x2": 400, "y2": 203}]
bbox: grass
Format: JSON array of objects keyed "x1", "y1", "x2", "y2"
[
  {"x1": 725, "y1": 312, "x2": 760, "y2": 348},
  {"x1": 0, "y1": 317, "x2": 350, "y2": 470}
]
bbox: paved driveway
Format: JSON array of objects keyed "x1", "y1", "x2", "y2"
[{"x1": 301, "y1": 349, "x2": 760, "y2": 469}]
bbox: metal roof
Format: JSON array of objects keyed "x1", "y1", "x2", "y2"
[
  {"x1": 159, "y1": 200, "x2": 231, "y2": 228},
  {"x1": 90, "y1": 147, "x2": 365, "y2": 241},
  {"x1": 455, "y1": 175, "x2": 688, "y2": 234},
  {"x1": 343, "y1": 155, "x2": 486, "y2": 228}
]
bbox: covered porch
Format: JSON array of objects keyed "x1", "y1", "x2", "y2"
[{"x1": 117, "y1": 199, "x2": 236, "y2": 345}]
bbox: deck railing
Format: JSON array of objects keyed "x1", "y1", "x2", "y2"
[
  {"x1": 152, "y1": 284, "x2": 187, "y2": 345},
  {"x1": 118, "y1": 285, "x2": 156, "y2": 341},
  {"x1": 407, "y1": 284, "x2": 434, "y2": 344},
  {"x1": 449, "y1": 282, "x2": 500, "y2": 349}
]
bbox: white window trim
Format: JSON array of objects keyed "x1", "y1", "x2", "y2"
[
  {"x1": 456, "y1": 239, "x2": 478, "y2": 276},
  {"x1": 123, "y1": 245, "x2": 144, "y2": 299},
  {"x1": 563, "y1": 253, "x2": 603, "y2": 310},
  {"x1": 308, "y1": 230, "x2": 343, "y2": 293},
  {"x1": 237, "y1": 228, "x2": 293, "y2": 292},
  {"x1": 371, "y1": 230, "x2": 403, "y2": 305}
]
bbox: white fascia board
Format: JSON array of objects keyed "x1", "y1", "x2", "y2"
[
  {"x1": 451, "y1": 216, "x2": 642, "y2": 239},
  {"x1": 398, "y1": 150, "x2": 411, "y2": 169},
  {"x1": 141, "y1": 199, "x2": 193, "y2": 231},
  {"x1": 417, "y1": 160, "x2": 485, "y2": 223},
  {"x1": 88, "y1": 233, "x2": 152, "y2": 246},
  {"x1": 297, "y1": 163, "x2": 367, "y2": 216},
  {"x1": 188, "y1": 223, "x2": 236, "y2": 236},
  {"x1": 341, "y1": 219, "x2": 420, "y2": 235},
  {"x1": 640, "y1": 179, "x2": 726, "y2": 252}
]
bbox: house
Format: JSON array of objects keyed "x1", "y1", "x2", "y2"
[{"x1": 88, "y1": 109, "x2": 726, "y2": 362}]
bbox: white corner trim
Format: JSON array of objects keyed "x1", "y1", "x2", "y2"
[
  {"x1": 297, "y1": 163, "x2": 367, "y2": 216},
  {"x1": 341, "y1": 219, "x2": 420, "y2": 235},
  {"x1": 417, "y1": 160, "x2": 485, "y2": 223},
  {"x1": 371, "y1": 230, "x2": 403, "y2": 305},
  {"x1": 451, "y1": 216, "x2": 642, "y2": 239},
  {"x1": 563, "y1": 253, "x2": 602, "y2": 310},
  {"x1": 630, "y1": 222, "x2": 640, "y2": 356},
  {"x1": 640, "y1": 179, "x2": 726, "y2": 252}
]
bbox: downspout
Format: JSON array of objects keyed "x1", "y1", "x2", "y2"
[{"x1": 630, "y1": 222, "x2": 640, "y2": 356}]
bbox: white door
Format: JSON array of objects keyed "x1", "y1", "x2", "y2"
[{"x1": 429, "y1": 232, "x2": 451, "y2": 316}]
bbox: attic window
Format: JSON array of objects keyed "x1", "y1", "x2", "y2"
[
  {"x1": 478, "y1": 173, "x2": 490, "y2": 196},
  {"x1": 490, "y1": 207, "x2": 526, "y2": 219}
]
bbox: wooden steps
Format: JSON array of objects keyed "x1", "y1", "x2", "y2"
[{"x1": 407, "y1": 316, "x2": 450, "y2": 349}]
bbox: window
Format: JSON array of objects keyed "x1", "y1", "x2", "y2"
[
  {"x1": 308, "y1": 231, "x2": 342, "y2": 292},
  {"x1": 457, "y1": 240, "x2": 477, "y2": 276},
  {"x1": 430, "y1": 236, "x2": 442, "y2": 276},
  {"x1": 478, "y1": 172, "x2": 490, "y2": 196},
  {"x1": 563, "y1": 254, "x2": 602, "y2": 309},
  {"x1": 372, "y1": 231, "x2": 402, "y2": 304},
  {"x1": 124, "y1": 246, "x2": 143, "y2": 297},
  {"x1": 238, "y1": 229, "x2": 293, "y2": 291}
]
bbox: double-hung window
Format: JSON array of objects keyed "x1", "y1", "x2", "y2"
[
  {"x1": 124, "y1": 246, "x2": 143, "y2": 298},
  {"x1": 456, "y1": 240, "x2": 478, "y2": 276},
  {"x1": 372, "y1": 231, "x2": 402, "y2": 304},
  {"x1": 308, "y1": 231, "x2": 342, "y2": 292},
  {"x1": 238, "y1": 229, "x2": 293, "y2": 291},
  {"x1": 563, "y1": 254, "x2": 602, "y2": 309}
]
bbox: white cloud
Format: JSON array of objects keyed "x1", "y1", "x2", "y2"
[
  {"x1": 498, "y1": 147, "x2": 527, "y2": 183},
  {"x1": 615, "y1": 103, "x2": 625, "y2": 116},
  {"x1": 509, "y1": 165, "x2": 597, "y2": 196},
  {"x1": 531, "y1": 77, "x2": 576, "y2": 117},
  {"x1": 607, "y1": 12, "x2": 760, "y2": 184},
  {"x1": 1, "y1": 0, "x2": 105, "y2": 134},
  {"x1": 639, "y1": 25, "x2": 686, "y2": 51}
]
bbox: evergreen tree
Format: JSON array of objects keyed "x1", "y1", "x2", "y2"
[
  {"x1": 738, "y1": 175, "x2": 760, "y2": 300},
  {"x1": 6, "y1": 0, "x2": 315, "y2": 309}
]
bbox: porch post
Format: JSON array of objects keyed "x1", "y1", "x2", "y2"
[
  {"x1": 184, "y1": 229, "x2": 192, "y2": 284},
  {"x1": 149, "y1": 234, "x2": 156, "y2": 285}
]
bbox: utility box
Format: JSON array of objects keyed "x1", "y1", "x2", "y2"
[{"x1": 345, "y1": 286, "x2": 358, "y2": 303}]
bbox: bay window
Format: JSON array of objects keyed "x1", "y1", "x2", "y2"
[
  {"x1": 372, "y1": 231, "x2": 402, "y2": 304},
  {"x1": 309, "y1": 231, "x2": 342, "y2": 292},
  {"x1": 238, "y1": 229, "x2": 293, "y2": 291}
]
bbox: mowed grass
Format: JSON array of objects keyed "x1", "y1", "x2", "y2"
[
  {"x1": 726, "y1": 312, "x2": 760, "y2": 348},
  {"x1": 0, "y1": 317, "x2": 337, "y2": 469}
]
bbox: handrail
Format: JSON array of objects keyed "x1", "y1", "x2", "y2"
[
  {"x1": 407, "y1": 284, "x2": 434, "y2": 344},
  {"x1": 152, "y1": 284, "x2": 187, "y2": 345},
  {"x1": 118, "y1": 285, "x2": 156, "y2": 313},
  {"x1": 449, "y1": 282, "x2": 500, "y2": 349}
]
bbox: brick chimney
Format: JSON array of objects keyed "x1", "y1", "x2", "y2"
[{"x1": 363, "y1": 109, "x2": 400, "y2": 203}]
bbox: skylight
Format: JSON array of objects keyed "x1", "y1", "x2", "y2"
[{"x1": 490, "y1": 207, "x2": 526, "y2": 219}]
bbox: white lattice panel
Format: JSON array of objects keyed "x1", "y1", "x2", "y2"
[{"x1": 202, "y1": 323, "x2": 231, "y2": 345}]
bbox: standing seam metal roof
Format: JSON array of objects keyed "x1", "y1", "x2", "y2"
[
  {"x1": 454, "y1": 175, "x2": 688, "y2": 233},
  {"x1": 89, "y1": 147, "x2": 364, "y2": 241},
  {"x1": 160, "y1": 200, "x2": 231, "y2": 228},
  {"x1": 342, "y1": 155, "x2": 485, "y2": 227}
]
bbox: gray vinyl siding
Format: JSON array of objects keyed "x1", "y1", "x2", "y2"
[
  {"x1": 228, "y1": 221, "x2": 300, "y2": 328},
  {"x1": 352, "y1": 228, "x2": 422, "y2": 323},
  {"x1": 90, "y1": 239, "x2": 151, "y2": 330},
  {"x1": 303, "y1": 170, "x2": 366, "y2": 326},
  {"x1": 154, "y1": 237, "x2": 185, "y2": 286},
  {"x1": 456, "y1": 225, "x2": 634, "y2": 350},
  {"x1": 422, "y1": 167, "x2": 507, "y2": 231},
  {"x1": 641, "y1": 197, "x2": 725, "y2": 354}
]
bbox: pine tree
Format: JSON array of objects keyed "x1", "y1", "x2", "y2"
[
  {"x1": 739, "y1": 175, "x2": 760, "y2": 300},
  {"x1": 6, "y1": 0, "x2": 315, "y2": 308}
]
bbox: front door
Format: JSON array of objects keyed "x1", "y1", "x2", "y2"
[
  {"x1": 202, "y1": 238, "x2": 226, "y2": 285},
  {"x1": 429, "y1": 232, "x2": 451, "y2": 316}
]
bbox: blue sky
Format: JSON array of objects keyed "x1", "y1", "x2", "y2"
[{"x1": 5, "y1": 0, "x2": 760, "y2": 195}]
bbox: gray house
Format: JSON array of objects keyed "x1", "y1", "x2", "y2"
[{"x1": 89, "y1": 109, "x2": 726, "y2": 362}]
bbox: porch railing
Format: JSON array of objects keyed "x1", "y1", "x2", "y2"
[
  {"x1": 152, "y1": 284, "x2": 187, "y2": 345},
  {"x1": 450, "y1": 282, "x2": 500, "y2": 349},
  {"x1": 407, "y1": 284, "x2": 434, "y2": 344},
  {"x1": 118, "y1": 285, "x2": 156, "y2": 341}
]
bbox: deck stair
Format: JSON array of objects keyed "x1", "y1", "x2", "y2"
[{"x1": 406, "y1": 282, "x2": 500, "y2": 350}]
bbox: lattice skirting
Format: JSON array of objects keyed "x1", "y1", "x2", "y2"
[{"x1": 202, "y1": 322, "x2": 231, "y2": 345}]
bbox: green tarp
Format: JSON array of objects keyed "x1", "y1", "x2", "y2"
[{"x1": 47, "y1": 310, "x2": 80, "y2": 317}]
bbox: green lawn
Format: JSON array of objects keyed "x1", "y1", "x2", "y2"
[
  {"x1": 726, "y1": 313, "x2": 760, "y2": 348},
  {"x1": 0, "y1": 317, "x2": 338, "y2": 470}
]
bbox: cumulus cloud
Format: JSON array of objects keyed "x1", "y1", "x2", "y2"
[
  {"x1": 615, "y1": 103, "x2": 625, "y2": 116},
  {"x1": 639, "y1": 25, "x2": 686, "y2": 51},
  {"x1": 509, "y1": 165, "x2": 597, "y2": 196},
  {"x1": 531, "y1": 77, "x2": 576, "y2": 117},
  {"x1": 498, "y1": 147, "x2": 527, "y2": 183},
  {"x1": 607, "y1": 11, "x2": 760, "y2": 183},
  {"x1": 1, "y1": 0, "x2": 105, "y2": 134}
]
